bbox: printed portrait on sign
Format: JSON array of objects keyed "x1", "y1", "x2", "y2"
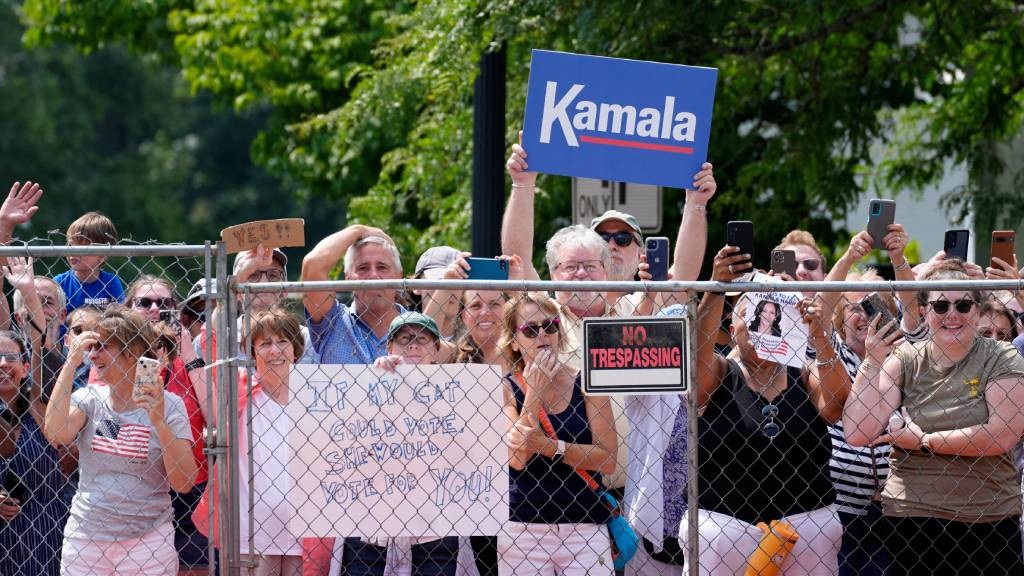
[{"x1": 742, "y1": 273, "x2": 807, "y2": 369}]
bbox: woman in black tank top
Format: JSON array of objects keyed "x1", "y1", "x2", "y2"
[{"x1": 691, "y1": 246, "x2": 852, "y2": 574}]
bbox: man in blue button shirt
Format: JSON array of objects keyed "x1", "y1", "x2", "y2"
[{"x1": 301, "y1": 225, "x2": 405, "y2": 364}]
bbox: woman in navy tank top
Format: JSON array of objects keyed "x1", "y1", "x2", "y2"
[{"x1": 497, "y1": 292, "x2": 617, "y2": 575}]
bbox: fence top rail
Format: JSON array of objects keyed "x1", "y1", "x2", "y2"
[
  {"x1": 234, "y1": 278, "x2": 1024, "y2": 295},
  {"x1": 0, "y1": 244, "x2": 210, "y2": 257}
]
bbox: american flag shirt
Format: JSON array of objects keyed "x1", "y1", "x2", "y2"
[{"x1": 63, "y1": 384, "x2": 192, "y2": 541}]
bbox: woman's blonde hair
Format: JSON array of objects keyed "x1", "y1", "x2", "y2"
[
  {"x1": 497, "y1": 292, "x2": 564, "y2": 373},
  {"x1": 94, "y1": 306, "x2": 156, "y2": 360}
]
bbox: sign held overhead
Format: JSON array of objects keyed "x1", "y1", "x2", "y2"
[
  {"x1": 523, "y1": 50, "x2": 717, "y2": 188},
  {"x1": 221, "y1": 218, "x2": 305, "y2": 254}
]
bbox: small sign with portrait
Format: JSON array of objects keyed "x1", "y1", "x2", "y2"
[{"x1": 742, "y1": 272, "x2": 808, "y2": 369}]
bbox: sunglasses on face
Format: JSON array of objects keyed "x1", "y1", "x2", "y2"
[
  {"x1": 0, "y1": 353, "x2": 22, "y2": 364},
  {"x1": 133, "y1": 297, "x2": 175, "y2": 310},
  {"x1": 929, "y1": 299, "x2": 976, "y2": 315},
  {"x1": 517, "y1": 317, "x2": 560, "y2": 339},
  {"x1": 599, "y1": 231, "x2": 638, "y2": 248},
  {"x1": 798, "y1": 259, "x2": 821, "y2": 272}
]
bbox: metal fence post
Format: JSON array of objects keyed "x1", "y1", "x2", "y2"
[{"x1": 686, "y1": 290, "x2": 700, "y2": 576}]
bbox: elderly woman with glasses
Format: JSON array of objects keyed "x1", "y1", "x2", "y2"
[
  {"x1": 844, "y1": 258, "x2": 1024, "y2": 574},
  {"x1": 690, "y1": 246, "x2": 850, "y2": 575},
  {"x1": 497, "y1": 292, "x2": 616, "y2": 575}
]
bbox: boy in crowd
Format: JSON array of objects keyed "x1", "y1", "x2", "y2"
[{"x1": 54, "y1": 211, "x2": 126, "y2": 314}]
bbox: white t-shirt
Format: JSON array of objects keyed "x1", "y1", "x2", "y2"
[{"x1": 240, "y1": 391, "x2": 301, "y2": 556}]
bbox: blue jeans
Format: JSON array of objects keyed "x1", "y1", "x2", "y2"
[
  {"x1": 838, "y1": 501, "x2": 890, "y2": 576},
  {"x1": 340, "y1": 537, "x2": 459, "y2": 576}
]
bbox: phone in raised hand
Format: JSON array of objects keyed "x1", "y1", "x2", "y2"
[{"x1": 134, "y1": 356, "x2": 162, "y2": 403}]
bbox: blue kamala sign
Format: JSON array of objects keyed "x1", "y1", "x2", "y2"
[{"x1": 522, "y1": 50, "x2": 717, "y2": 189}]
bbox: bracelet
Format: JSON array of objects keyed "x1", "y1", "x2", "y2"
[
  {"x1": 815, "y1": 355, "x2": 838, "y2": 368},
  {"x1": 686, "y1": 203, "x2": 707, "y2": 213},
  {"x1": 510, "y1": 183, "x2": 535, "y2": 190},
  {"x1": 184, "y1": 358, "x2": 206, "y2": 372},
  {"x1": 858, "y1": 360, "x2": 880, "y2": 377},
  {"x1": 892, "y1": 259, "x2": 910, "y2": 272}
]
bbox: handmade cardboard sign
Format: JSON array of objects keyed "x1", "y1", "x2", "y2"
[
  {"x1": 522, "y1": 50, "x2": 717, "y2": 188},
  {"x1": 220, "y1": 218, "x2": 305, "y2": 254}
]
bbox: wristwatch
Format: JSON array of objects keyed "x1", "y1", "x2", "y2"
[{"x1": 555, "y1": 439, "x2": 567, "y2": 458}]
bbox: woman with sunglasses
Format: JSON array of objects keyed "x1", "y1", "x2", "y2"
[
  {"x1": 690, "y1": 246, "x2": 850, "y2": 575},
  {"x1": 125, "y1": 275, "x2": 210, "y2": 574},
  {"x1": 498, "y1": 292, "x2": 617, "y2": 575},
  {"x1": 844, "y1": 258, "x2": 1024, "y2": 574},
  {"x1": 44, "y1": 306, "x2": 196, "y2": 574}
]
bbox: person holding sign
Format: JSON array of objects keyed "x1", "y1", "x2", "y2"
[
  {"x1": 498, "y1": 292, "x2": 617, "y2": 575},
  {"x1": 690, "y1": 247, "x2": 850, "y2": 575},
  {"x1": 339, "y1": 311, "x2": 463, "y2": 576}
]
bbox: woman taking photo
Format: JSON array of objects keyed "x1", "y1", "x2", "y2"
[
  {"x1": 44, "y1": 306, "x2": 196, "y2": 575},
  {"x1": 844, "y1": 259, "x2": 1024, "y2": 574},
  {"x1": 498, "y1": 292, "x2": 616, "y2": 575},
  {"x1": 691, "y1": 246, "x2": 850, "y2": 575}
]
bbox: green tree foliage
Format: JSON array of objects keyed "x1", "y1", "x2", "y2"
[{"x1": 19, "y1": 0, "x2": 1024, "y2": 272}]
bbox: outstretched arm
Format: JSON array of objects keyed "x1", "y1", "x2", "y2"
[
  {"x1": 500, "y1": 134, "x2": 541, "y2": 281},
  {"x1": 301, "y1": 225, "x2": 390, "y2": 323}
]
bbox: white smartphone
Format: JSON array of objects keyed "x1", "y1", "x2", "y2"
[{"x1": 134, "y1": 356, "x2": 162, "y2": 401}]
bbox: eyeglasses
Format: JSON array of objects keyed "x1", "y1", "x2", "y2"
[
  {"x1": 133, "y1": 297, "x2": 175, "y2": 310},
  {"x1": 392, "y1": 333, "x2": 436, "y2": 347},
  {"x1": 0, "y1": 353, "x2": 22, "y2": 364},
  {"x1": 929, "y1": 299, "x2": 976, "y2": 315},
  {"x1": 556, "y1": 260, "x2": 604, "y2": 276},
  {"x1": 761, "y1": 404, "x2": 782, "y2": 439},
  {"x1": 599, "y1": 231, "x2": 638, "y2": 248},
  {"x1": 247, "y1": 269, "x2": 284, "y2": 282},
  {"x1": 844, "y1": 303, "x2": 865, "y2": 316},
  {"x1": 517, "y1": 316, "x2": 560, "y2": 339},
  {"x1": 799, "y1": 259, "x2": 821, "y2": 272}
]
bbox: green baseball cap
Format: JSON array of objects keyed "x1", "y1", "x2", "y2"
[
  {"x1": 386, "y1": 312, "x2": 441, "y2": 342},
  {"x1": 591, "y1": 210, "x2": 642, "y2": 242}
]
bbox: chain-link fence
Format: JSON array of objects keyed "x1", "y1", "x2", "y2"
[{"x1": 6, "y1": 250, "x2": 1024, "y2": 576}]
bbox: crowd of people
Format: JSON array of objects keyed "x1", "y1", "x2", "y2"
[{"x1": 0, "y1": 127, "x2": 1023, "y2": 576}]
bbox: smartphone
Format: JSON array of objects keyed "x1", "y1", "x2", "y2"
[
  {"x1": 465, "y1": 257, "x2": 509, "y2": 281},
  {"x1": 645, "y1": 237, "x2": 670, "y2": 281},
  {"x1": 770, "y1": 249, "x2": 797, "y2": 277},
  {"x1": 943, "y1": 229, "x2": 970, "y2": 262},
  {"x1": 2, "y1": 470, "x2": 26, "y2": 504},
  {"x1": 859, "y1": 292, "x2": 900, "y2": 338},
  {"x1": 159, "y1": 309, "x2": 181, "y2": 332},
  {"x1": 726, "y1": 221, "x2": 754, "y2": 268},
  {"x1": 866, "y1": 199, "x2": 896, "y2": 250},
  {"x1": 991, "y1": 230, "x2": 1016, "y2": 270},
  {"x1": 134, "y1": 356, "x2": 162, "y2": 401}
]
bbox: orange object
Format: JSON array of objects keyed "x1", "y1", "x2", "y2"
[{"x1": 744, "y1": 520, "x2": 800, "y2": 576}]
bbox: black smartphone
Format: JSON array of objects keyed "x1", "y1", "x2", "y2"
[
  {"x1": 770, "y1": 249, "x2": 797, "y2": 277},
  {"x1": 2, "y1": 470, "x2": 26, "y2": 504},
  {"x1": 645, "y1": 237, "x2": 670, "y2": 281},
  {"x1": 943, "y1": 229, "x2": 969, "y2": 262},
  {"x1": 859, "y1": 292, "x2": 900, "y2": 337},
  {"x1": 465, "y1": 257, "x2": 509, "y2": 280},
  {"x1": 159, "y1": 309, "x2": 181, "y2": 331},
  {"x1": 726, "y1": 221, "x2": 754, "y2": 268},
  {"x1": 866, "y1": 199, "x2": 896, "y2": 250}
]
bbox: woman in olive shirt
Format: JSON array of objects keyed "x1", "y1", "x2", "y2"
[{"x1": 844, "y1": 259, "x2": 1024, "y2": 574}]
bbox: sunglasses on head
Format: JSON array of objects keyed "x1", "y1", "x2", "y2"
[
  {"x1": 517, "y1": 317, "x2": 560, "y2": 339},
  {"x1": 133, "y1": 297, "x2": 174, "y2": 310},
  {"x1": 929, "y1": 298, "x2": 976, "y2": 314},
  {"x1": 599, "y1": 231, "x2": 638, "y2": 248}
]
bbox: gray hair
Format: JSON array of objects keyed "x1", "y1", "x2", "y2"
[
  {"x1": 343, "y1": 235, "x2": 403, "y2": 275},
  {"x1": 544, "y1": 225, "x2": 611, "y2": 275},
  {"x1": 13, "y1": 277, "x2": 67, "y2": 315}
]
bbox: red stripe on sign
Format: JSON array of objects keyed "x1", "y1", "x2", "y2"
[{"x1": 579, "y1": 135, "x2": 695, "y2": 154}]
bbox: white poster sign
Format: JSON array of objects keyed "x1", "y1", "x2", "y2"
[
  {"x1": 743, "y1": 272, "x2": 808, "y2": 368},
  {"x1": 287, "y1": 364, "x2": 509, "y2": 538}
]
